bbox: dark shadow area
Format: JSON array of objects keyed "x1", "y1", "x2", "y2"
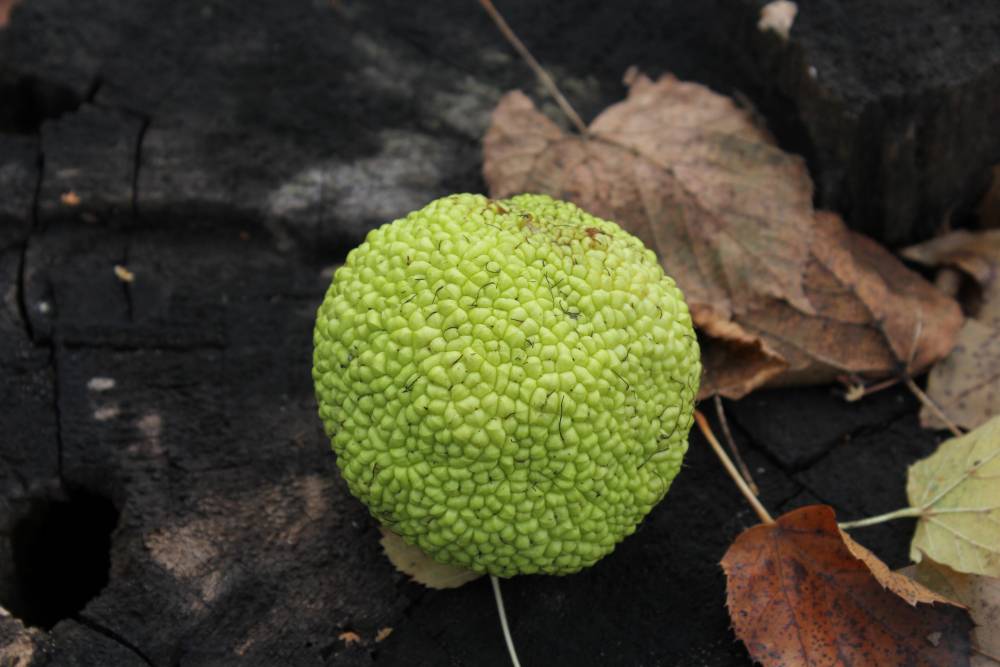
[
  {"x1": 0, "y1": 73, "x2": 82, "y2": 134},
  {"x1": 4, "y1": 489, "x2": 118, "y2": 629}
]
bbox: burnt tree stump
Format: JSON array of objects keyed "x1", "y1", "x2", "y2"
[
  {"x1": 0, "y1": 1, "x2": 980, "y2": 664},
  {"x1": 729, "y1": 0, "x2": 1000, "y2": 245}
]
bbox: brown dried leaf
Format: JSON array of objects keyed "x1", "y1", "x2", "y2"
[
  {"x1": 920, "y1": 320, "x2": 1000, "y2": 431},
  {"x1": 698, "y1": 320, "x2": 789, "y2": 400},
  {"x1": 902, "y1": 230, "x2": 1000, "y2": 323},
  {"x1": 591, "y1": 72, "x2": 817, "y2": 318},
  {"x1": 379, "y1": 527, "x2": 482, "y2": 589},
  {"x1": 722, "y1": 505, "x2": 974, "y2": 667},
  {"x1": 742, "y1": 212, "x2": 962, "y2": 386},
  {"x1": 903, "y1": 231, "x2": 1000, "y2": 429},
  {"x1": 900, "y1": 558, "x2": 1000, "y2": 666},
  {"x1": 484, "y1": 73, "x2": 962, "y2": 398}
]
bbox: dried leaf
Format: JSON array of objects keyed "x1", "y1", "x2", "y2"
[
  {"x1": 338, "y1": 631, "x2": 362, "y2": 646},
  {"x1": 740, "y1": 212, "x2": 959, "y2": 386},
  {"x1": 903, "y1": 231, "x2": 1000, "y2": 429},
  {"x1": 114, "y1": 265, "x2": 135, "y2": 283},
  {"x1": 484, "y1": 73, "x2": 962, "y2": 398},
  {"x1": 722, "y1": 505, "x2": 973, "y2": 667},
  {"x1": 908, "y1": 415, "x2": 1000, "y2": 577},
  {"x1": 901, "y1": 558, "x2": 1000, "y2": 666},
  {"x1": 758, "y1": 0, "x2": 798, "y2": 40},
  {"x1": 379, "y1": 527, "x2": 482, "y2": 589},
  {"x1": 375, "y1": 627, "x2": 394, "y2": 643},
  {"x1": 920, "y1": 320, "x2": 1000, "y2": 431},
  {"x1": 903, "y1": 230, "x2": 1000, "y2": 324}
]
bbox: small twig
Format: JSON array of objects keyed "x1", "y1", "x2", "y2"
[
  {"x1": 477, "y1": 0, "x2": 589, "y2": 136},
  {"x1": 491, "y1": 575, "x2": 522, "y2": 667},
  {"x1": 694, "y1": 410, "x2": 773, "y2": 524},
  {"x1": 838, "y1": 506, "x2": 924, "y2": 530},
  {"x1": 862, "y1": 313, "x2": 962, "y2": 435},
  {"x1": 837, "y1": 375, "x2": 901, "y2": 402},
  {"x1": 903, "y1": 375, "x2": 963, "y2": 438},
  {"x1": 713, "y1": 395, "x2": 759, "y2": 495}
]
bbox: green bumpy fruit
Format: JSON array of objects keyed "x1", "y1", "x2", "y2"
[{"x1": 313, "y1": 193, "x2": 700, "y2": 576}]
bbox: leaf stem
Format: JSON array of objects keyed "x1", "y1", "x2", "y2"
[
  {"x1": 477, "y1": 0, "x2": 589, "y2": 137},
  {"x1": 491, "y1": 575, "x2": 523, "y2": 667},
  {"x1": 838, "y1": 506, "x2": 924, "y2": 530},
  {"x1": 903, "y1": 375, "x2": 963, "y2": 438},
  {"x1": 694, "y1": 410, "x2": 773, "y2": 524},
  {"x1": 713, "y1": 395, "x2": 759, "y2": 495}
]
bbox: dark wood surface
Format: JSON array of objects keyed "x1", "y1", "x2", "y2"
[{"x1": 0, "y1": 1, "x2": 990, "y2": 664}]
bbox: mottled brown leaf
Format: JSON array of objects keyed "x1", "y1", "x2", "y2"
[
  {"x1": 901, "y1": 558, "x2": 1000, "y2": 666},
  {"x1": 484, "y1": 72, "x2": 962, "y2": 398},
  {"x1": 722, "y1": 505, "x2": 974, "y2": 667}
]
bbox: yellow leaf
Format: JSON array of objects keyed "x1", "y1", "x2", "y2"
[
  {"x1": 908, "y1": 416, "x2": 1000, "y2": 577},
  {"x1": 379, "y1": 527, "x2": 482, "y2": 589}
]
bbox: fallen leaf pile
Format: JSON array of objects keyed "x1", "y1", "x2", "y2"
[
  {"x1": 722, "y1": 505, "x2": 973, "y2": 667},
  {"x1": 483, "y1": 70, "x2": 963, "y2": 399}
]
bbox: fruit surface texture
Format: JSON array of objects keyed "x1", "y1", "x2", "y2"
[{"x1": 313, "y1": 193, "x2": 701, "y2": 575}]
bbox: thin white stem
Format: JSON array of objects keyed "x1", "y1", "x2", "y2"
[
  {"x1": 838, "y1": 506, "x2": 924, "y2": 530},
  {"x1": 491, "y1": 575, "x2": 523, "y2": 667}
]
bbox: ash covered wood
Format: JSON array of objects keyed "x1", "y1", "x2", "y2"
[{"x1": 0, "y1": 1, "x2": 978, "y2": 664}]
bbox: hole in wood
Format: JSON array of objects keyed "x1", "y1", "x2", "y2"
[{"x1": 3, "y1": 489, "x2": 118, "y2": 629}]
